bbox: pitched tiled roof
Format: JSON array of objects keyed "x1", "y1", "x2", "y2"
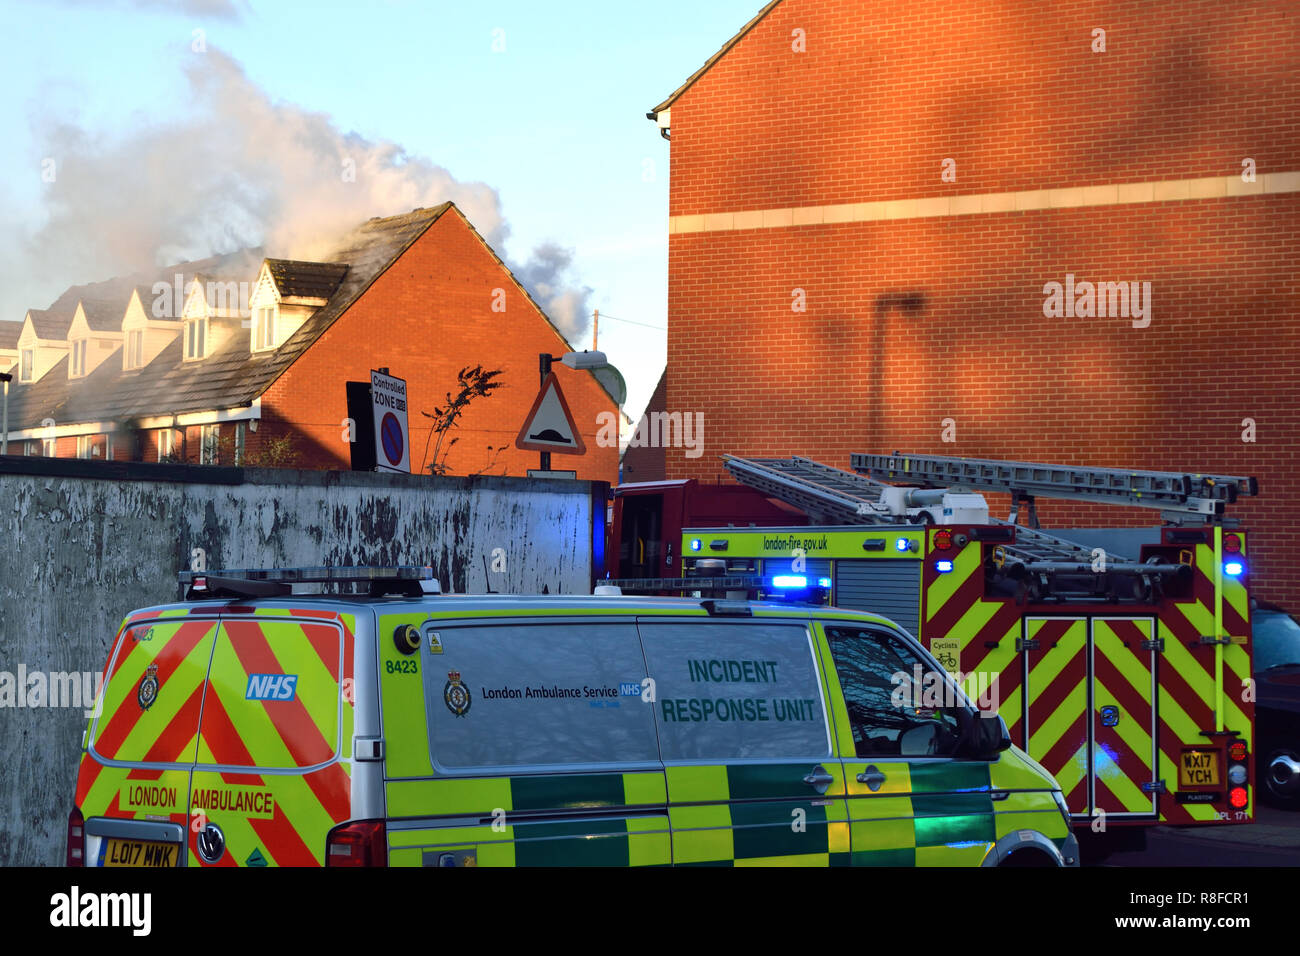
[
  {"x1": 0, "y1": 320, "x2": 22, "y2": 350},
  {"x1": 649, "y1": 0, "x2": 784, "y2": 115},
  {"x1": 265, "y1": 259, "x2": 349, "y2": 300},
  {"x1": 5, "y1": 204, "x2": 453, "y2": 430},
  {"x1": 77, "y1": 296, "x2": 129, "y2": 333},
  {"x1": 26, "y1": 308, "x2": 75, "y2": 341}
]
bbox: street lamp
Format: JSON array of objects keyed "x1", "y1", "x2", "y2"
[{"x1": 535, "y1": 350, "x2": 626, "y2": 472}]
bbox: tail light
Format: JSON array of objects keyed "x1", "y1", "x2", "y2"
[
  {"x1": 326, "y1": 819, "x2": 387, "y2": 867},
  {"x1": 933, "y1": 529, "x2": 954, "y2": 551},
  {"x1": 1227, "y1": 740, "x2": 1249, "y2": 810},
  {"x1": 66, "y1": 807, "x2": 85, "y2": 867}
]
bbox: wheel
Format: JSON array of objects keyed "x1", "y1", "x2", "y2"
[{"x1": 1259, "y1": 744, "x2": 1300, "y2": 810}]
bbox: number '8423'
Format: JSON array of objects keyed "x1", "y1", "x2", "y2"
[{"x1": 386, "y1": 659, "x2": 418, "y2": 675}]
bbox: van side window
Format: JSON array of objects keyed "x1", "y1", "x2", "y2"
[
  {"x1": 823, "y1": 626, "x2": 964, "y2": 759},
  {"x1": 638, "y1": 621, "x2": 831, "y2": 761},
  {"x1": 426, "y1": 623, "x2": 659, "y2": 772}
]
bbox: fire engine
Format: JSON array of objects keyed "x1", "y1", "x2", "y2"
[{"x1": 609, "y1": 452, "x2": 1259, "y2": 843}]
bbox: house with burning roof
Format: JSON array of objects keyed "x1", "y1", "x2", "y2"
[{"x1": 2, "y1": 203, "x2": 618, "y2": 482}]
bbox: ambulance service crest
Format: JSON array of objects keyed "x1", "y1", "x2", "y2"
[
  {"x1": 138, "y1": 663, "x2": 160, "y2": 711},
  {"x1": 443, "y1": 671, "x2": 471, "y2": 717}
]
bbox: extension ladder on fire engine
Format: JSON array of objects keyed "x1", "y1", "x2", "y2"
[
  {"x1": 721, "y1": 454, "x2": 1227, "y2": 579},
  {"x1": 851, "y1": 452, "x2": 1257, "y2": 524}
]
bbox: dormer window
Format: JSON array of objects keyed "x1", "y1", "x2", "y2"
[
  {"x1": 20, "y1": 349, "x2": 33, "y2": 382},
  {"x1": 126, "y1": 330, "x2": 144, "y2": 369},
  {"x1": 185, "y1": 316, "x2": 207, "y2": 360},
  {"x1": 70, "y1": 339, "x2": 87, "y2": 377},
  {"x1": 254, "y1": 306, "x2": 278, "y2": 351}
]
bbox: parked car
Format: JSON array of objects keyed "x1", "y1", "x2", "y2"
[{"x1": 1253, "y1": 602, "x2": 1300, "y2": 809}]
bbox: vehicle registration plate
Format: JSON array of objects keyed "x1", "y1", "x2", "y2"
[
  {"x1": 103, "y1": 838, "x2": 179, "y2": 867},
  {"x1": 1179, "y1": 749, "x2": 1220, "y2": 787}
]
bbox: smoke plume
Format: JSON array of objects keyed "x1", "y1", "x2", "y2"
[{"x1": 7, "y1": 48, "x2": 592, "y2": 341}]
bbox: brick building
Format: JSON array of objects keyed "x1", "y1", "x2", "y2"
[
  {"x1": 2, "y1": 204, "x2": 618, "y2": 483},
  {"x1": 648, "y1": 0, "x2": 1300, "y2": 605}
]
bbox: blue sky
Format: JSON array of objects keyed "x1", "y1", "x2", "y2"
[{"x1": 0, "y1": 0, "x2": 765, "y2": 419}]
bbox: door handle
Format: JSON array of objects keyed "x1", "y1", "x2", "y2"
[
  {"x1": 856, "y1": 766, "x2": 886, "y2": 792},
  {"x1": 802, "y1": 765, "x2": 834, "y2": 794}
]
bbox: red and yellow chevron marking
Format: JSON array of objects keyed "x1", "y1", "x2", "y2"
[
  {"x1": 190, "y1": 614, "x2": 353, "y2": 866},
  {"x1": 1023, "y1": 619, "x2": 1089, "y2": 814},
  {"x1": 1154, "y1": 540, "x2": 1252, "y2": 824},
  {"x1": 920, "y1": 537, "x2": 1024, "y2": 738},
  {"x1": 75, "y1": 609, "x2": 357, "y2": 866},
  {"x1": 89, "y1": 617, "x2": 219, "y2": 766},
  {"x1": 1092, "y1": 619, "x2": 1157, "y2": 815}
]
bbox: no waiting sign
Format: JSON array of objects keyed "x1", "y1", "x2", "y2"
[{"x1": 371, "y1": 369, "x2": 410, "y2": 474}]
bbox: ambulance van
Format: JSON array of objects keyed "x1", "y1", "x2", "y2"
[{"x1": 68, "y1": 566, "x2": 1078, "y2": 867}]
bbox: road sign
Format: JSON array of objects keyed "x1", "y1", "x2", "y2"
[
  {"x1": 371, "y1": 369, "x2": 410, "y2": 473},
  {"x1": 516, "y1": 372, "x2": 586, "y2": 455}
]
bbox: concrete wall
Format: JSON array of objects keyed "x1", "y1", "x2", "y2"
[{"x1": 0, "y1": 457, "x2": 606, "y2": 866}]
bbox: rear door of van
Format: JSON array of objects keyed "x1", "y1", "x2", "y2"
[
  {"x1": 382, "y1": 614, "x2": 670, "y2": 866},
  {"x1": 78, "y1": 612, "x2": 220, "y2": 867},
  {"x1": 187, "y1": 611, "x2": 354, "y2": 866},
  {"x1": 637, "y1": 616, "x2": 851, "y2": 866}
]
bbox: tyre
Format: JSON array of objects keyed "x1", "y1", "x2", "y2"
[{"x1": 1259, "y1": 744, "x2": 1300, "y2": 810}]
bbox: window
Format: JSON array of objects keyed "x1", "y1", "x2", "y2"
[
  {"x1": 254, "y1": 306, "x2": 277, "y2": 350},
  {"x1": 234, "y1": 422, "x2": 246, "y2": 466},
  {"x1": 126, "y1": 330, "x2": 144, "y2": 369},
  {"x1": 185, "y1": 317, "x2": 206, "y2": 359},
  {"x1": 70, "y1": 340, "x2": 88, "y2": 377},
  {"x1": 823, "y1": 625, "x2": 967, "y2": 758},
  {"x1": 42, "y1": 436, "x2": 55, "y2": 457},
  {"x1": 639, "y1": 621, "x2": 831, "y2": 761},
  {"x1": 157, "y1": 429, "x2": 175, "y2": 460},
  {"x1": 425, "y1": 623, "x2": 659, "y2": 772},
  {"x1": 200, "y1": 424, "x2": 220, "y2": 465},
  {"x1": 76, "y1": 435, "x2": 94, "y2": 459},
  {"x1": 20, "y1": 349, "x2": 33, "y2": 382}
]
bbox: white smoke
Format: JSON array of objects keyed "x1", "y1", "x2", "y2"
[
  {"x1": 6, "y1": 48, "x2": 592, "y2": 339},
  {"x1": 57, "y1": 0, "x2": 248, "y2": 21}
]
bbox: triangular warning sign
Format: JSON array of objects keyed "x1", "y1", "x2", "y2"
[
  {"x1": 516, "y1": 372, "x2": 587, "y2": 455},
  {"x1": 246, "y1": 847, "x2": 268, "y2": 867}
]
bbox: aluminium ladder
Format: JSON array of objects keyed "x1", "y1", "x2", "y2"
[{"x1": 721, "y1": 454, "x2": 1203, "y2": 581}]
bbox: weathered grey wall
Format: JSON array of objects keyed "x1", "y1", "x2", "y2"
[{"x1": 0, "y1": 459, "x2": 604, "y2": 866}]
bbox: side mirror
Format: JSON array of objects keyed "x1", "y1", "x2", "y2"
[
  {"x1": 959, "y1": 710, "x2": 1011, "y2": 758},
  {"x1": 993, "y1": 714, "x2": 1012, "y2": 752}
]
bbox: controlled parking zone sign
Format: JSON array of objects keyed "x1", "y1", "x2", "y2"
[{"x1": 371, "y1": 369, "x2": 410, "y2": 474}]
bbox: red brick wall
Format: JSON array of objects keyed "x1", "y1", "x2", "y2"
[
  {"x1": 669, "y1": 0, "x2": 1298, "y2": 215},
  {"x1": 664, "y1": 0, "x2": 1300, "y2": 605},
  {"x1": 260, "y1": 210, "x2": 618, "y2": 483}
]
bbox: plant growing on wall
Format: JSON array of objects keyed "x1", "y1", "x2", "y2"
[{"x1": 419, "y1": 365, "x2": 505, "y2": 476}]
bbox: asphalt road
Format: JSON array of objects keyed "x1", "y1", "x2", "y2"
[{"x1": 1104, "y1": 804, "x2": 1300, "y2": 866}]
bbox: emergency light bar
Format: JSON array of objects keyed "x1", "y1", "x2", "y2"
[{"x1": 179, "y1": 566, "x2": 438, "y2": 600}]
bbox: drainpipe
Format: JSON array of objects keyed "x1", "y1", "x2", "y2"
[{"x1": 1, "y1": 372, "x2": 10, "y2": 455}]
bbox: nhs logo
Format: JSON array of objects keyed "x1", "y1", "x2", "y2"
[
  {"x1": 619, "y1": 682, "x2": 641, "y2": 697},
  {"x1": 245, "y1": 674, "x2": 298, "y2": 701}
]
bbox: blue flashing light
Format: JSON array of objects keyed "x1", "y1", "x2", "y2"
[
  {"x1": 771, "y1": 575, "x2": 807, "y2": 589},
  {"x1": 895, "y1": 537, "x2": 910, "y2": 553},
  {"x1": 817, "y1": 577, "x2": 832, "y2": 588},
  {"x1": 935, "y1": 559, "x2": 954, "y2": 573},
  {"x1": 689, "y1": 538, "x2": 702, "y2": 552},
  {"x1": 1224, "y1": 560, "x2": 1245, "y2": 577}
]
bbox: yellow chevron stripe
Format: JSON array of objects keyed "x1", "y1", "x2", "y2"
[
  {"x1": 925, "y1": 545, "x2": 979, "y2": 621},
  {"x1": 264, "y1": 622, "x2": 340, "y2": 753}
]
